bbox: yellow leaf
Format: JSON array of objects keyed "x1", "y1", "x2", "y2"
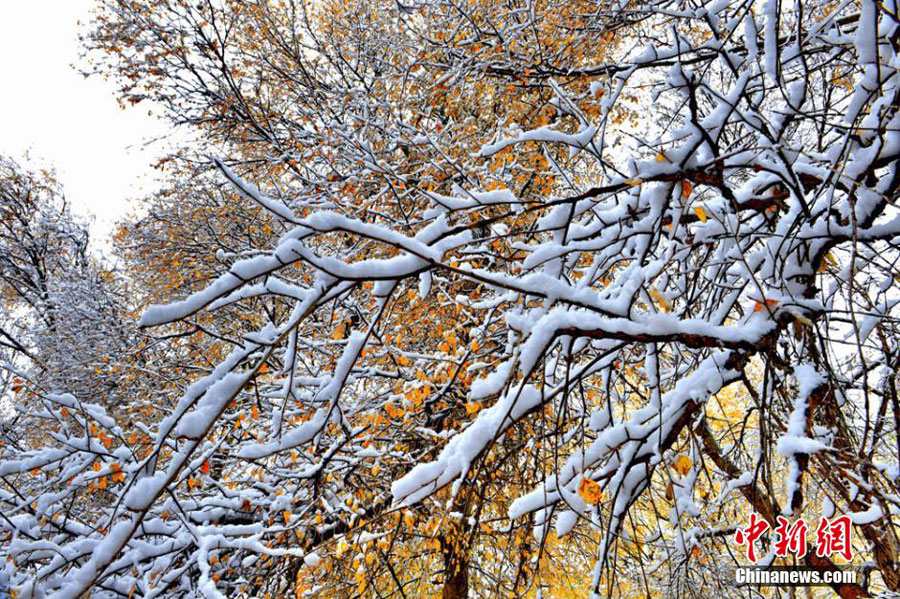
[
  {"x1": 673, "y1": 454, "x2": 692, "y2": 476},
  {"x1": 648, "y1": 287, "x2": 672, "y2": 312},
  {"x1": 791, "y1": 311, "x2": 812, "y2": 326},
  {"x1": 655, "y1": 152, "x2": 666, "y2": 162},
  {"x1": 693, "y1": 206, "x2": 708, "y2": 222},
  {"x1": 578, "y1": 477, "x2": 603, "y2": 504}
]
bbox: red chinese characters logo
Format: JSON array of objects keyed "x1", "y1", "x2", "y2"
[
  {"x1": 734, "y1": 514, "x2": 853, "y2": 563},
  {"x1": 734, "y1": 513, "x2": 768, "y2": 563},
  {"x1": 816, "y1": 515, "x2": 853, "y2": 561},
  {"x1": 774, "y1": 516, "x2": 808, "y2": 559}
]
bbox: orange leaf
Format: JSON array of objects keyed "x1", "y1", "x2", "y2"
[
  {"x1": 818, "y1": 252, "x2": 837, "y2": 273},
  {"x1": 385, "y1": 401, "x2": 403, "y2": 418},
  {"x1": 578, "y1": 477, "x2": 603, "y2": 504},
  {"x1": 201, "y1": 460, "x2": 210, "y2": 475},
  {"x1": 753, "y1": 298, "x2": 780, "y2": 312},
  {"x1": 682, "y1": 180, "x2": 693, "y2": 198}
]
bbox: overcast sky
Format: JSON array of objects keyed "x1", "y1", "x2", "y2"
[{"x1": 0, "y1": 0, "x2": 169, "y2": 245}]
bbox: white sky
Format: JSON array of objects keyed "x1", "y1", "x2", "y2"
[{"x1": 0, "y1": 0, "x2": 169, "y2": 246}]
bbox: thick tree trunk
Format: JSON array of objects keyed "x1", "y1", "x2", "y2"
[
  {"x1": 441, "y1": 540, "x2": 469, "y2": 599},
  {"x1": 441, "y1": 531, "x2": 469, "y2": 599}
]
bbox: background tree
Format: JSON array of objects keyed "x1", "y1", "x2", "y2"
[{"x1": 0, "y1": 155, "x2": 137, "y2": 407}]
